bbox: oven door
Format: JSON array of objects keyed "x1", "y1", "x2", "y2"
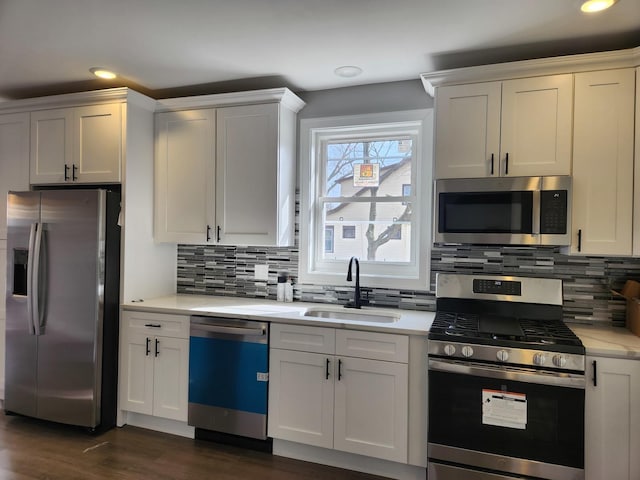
[{"x1": 428, "y1": 358, "x2": 584, "y2": 480}]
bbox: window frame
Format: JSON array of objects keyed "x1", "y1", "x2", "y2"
[{"x1": 298, "y1": 110, "x2": 433, "y2": 291}]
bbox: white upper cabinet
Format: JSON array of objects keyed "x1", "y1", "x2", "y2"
[
  {"x1": 216, "y1": 103, "x2": 294, "y2": 246},
  {"x1": 434, "y1": 74, "x2": 573, "y2": 179},
  {"x1": 154, "y1": 88, "x2": 304, "y2": 246},
  {"x1": 154, "y1": 109, "x2": 216, "y2": 244},
  {"x1": 571, "y1": 68, "x2": 635, "y2": 256},
  {"x1": 30, "y1": 103, "x2": 122, "y2": 184},
  {"x1": 434, "y1": 82, "x2": 501, "y2": 179}
]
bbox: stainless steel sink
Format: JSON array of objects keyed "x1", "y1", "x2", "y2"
[{"x1": 303, "y1": 308, "x2": 399, "y2": 323}]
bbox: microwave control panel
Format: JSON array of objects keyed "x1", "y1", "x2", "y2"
[{"x1": 540, "y1": 190, "x2": 568, "y2": 234}]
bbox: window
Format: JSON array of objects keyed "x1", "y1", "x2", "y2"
[
  {"x1": 342, "y1": 225, "x2": 356, "y2": 239},
  {"x1": 324, "y1": 226, "x2": 334, "y2": 253},
  {"x1": 299, "y1": 110, "x2": 433, "y2": 290}
]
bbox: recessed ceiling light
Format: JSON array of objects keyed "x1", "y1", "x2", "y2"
[
  {"x1": 580, "y1": 0, "x2": 618, "y2": 13},
  {"x1": 89, "y1": 67, "x2": 117, "y2": 80},
  {"x1": 334, "y1": 66, "x2": 363, "y2": 78}
]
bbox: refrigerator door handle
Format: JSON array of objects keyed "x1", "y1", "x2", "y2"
[
  {"x1": 26, "y1": 223, "x2": 37, "y2": 335},
  {"x1": 32, "y1": 222, "x2": 44, "y2": 336}
]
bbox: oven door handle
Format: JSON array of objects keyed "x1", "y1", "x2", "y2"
[{"x1": 429, "y1": 358, "x2": 585, "y2": 389}]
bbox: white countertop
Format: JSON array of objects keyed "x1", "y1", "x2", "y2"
[
  {"x1": 122, "y1": 294, "x2": 434, "y2": 335},
  {"x1": 569, "y1": 323, "x2": 640, "y2": 359}
]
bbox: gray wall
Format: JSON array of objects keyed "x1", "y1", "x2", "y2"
[{"x1": 297, "y1": 79, "x2": 433, "y2": 118}]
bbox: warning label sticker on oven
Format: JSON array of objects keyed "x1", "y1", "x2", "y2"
[{"x1": 482, "y1": 389, "x2": 527, "y2": 430}]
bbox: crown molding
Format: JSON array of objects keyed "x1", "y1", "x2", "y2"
[
  {"x1": 420, "y1": 46, "x2": 640, "y2": 96},
  {"x1": 154, "y1": 87, "x2": 305, "y2": 113},
  {"x1": 0, "y1": 87, "x2": 156, "y2": 113}
]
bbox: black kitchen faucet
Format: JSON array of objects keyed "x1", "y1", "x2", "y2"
[{"x1": 345, "y1": 256, "x2": 362, "y2": 309}]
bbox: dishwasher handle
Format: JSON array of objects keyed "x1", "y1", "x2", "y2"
[{"x1": 191, "y1": 322, "x2": 266, "y2": 337}]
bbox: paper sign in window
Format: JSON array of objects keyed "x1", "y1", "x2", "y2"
[
  {"x1": 482, "y1": 389, "x2": 527, "y2": 430},
  {"x1": 353, "y1": 163, "x2": 379, "y2": 187}
]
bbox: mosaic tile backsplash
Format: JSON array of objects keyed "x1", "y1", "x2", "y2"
[{"x1": 177, "y1": 241, "x2": 640, "y2": 326}]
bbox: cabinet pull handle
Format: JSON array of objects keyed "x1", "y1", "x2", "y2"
[
  {"x1": 505, "y1": 152, "x2": 509, "y2": 175},
  {"x1": 592, "y1": 360, "x2": 597, "y2": 386},
  {"x1": 64, "y1": 164, "x2": 70, "y2": 181},
  {"x1": 155, "y1": 338, "x2": 159, "y2": 357},
  {"x1": 578, "y1": 229, "x2": 582, "y2": 253},
  {"x1": 206, "y1": 225, "x2": 211, "y2": 242},
  {"x1": 326, "y1": 358, "x2": 330, "y2": 379},
  {"x1": 72, "y1": 164, "x2": 78, "y2": 181},
  {"x1": 217, "y1": 226, "x2": 221, "y2": 242},
  {"x1": 144, "y1": 323, "x2": 161, "y2": 328},
  {"x1": 145, "y1": 337, "x2": 150, "y2": 356},
  {"x1": 490, "y1": 153, "x2": 494, "y2": 175},
  {"x1": 338, "y1": 359, "x2": 343, "y2": 381}
]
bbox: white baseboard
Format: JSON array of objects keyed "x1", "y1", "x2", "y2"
[
  {"x1": 273, "y1": 439, "x2": 426, "y2": 480},
  {"x1": 121, "y1": 411, "x2": 195, "y2": 439}
]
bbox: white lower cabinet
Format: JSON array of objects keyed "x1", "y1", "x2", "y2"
[
  {"x1": 268, "y1": 324, "x2": 409, "y2": 463},
  {"x1": 585, "y1": 355, "x2": 640, "y2": 480},
  {"x1": 119, "y1": 311, "x2": 190, "y2": 422}
]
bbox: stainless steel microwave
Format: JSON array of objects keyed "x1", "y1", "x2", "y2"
[{"x1": 434, "y1": 176, "x2": 571, "y2": 246}]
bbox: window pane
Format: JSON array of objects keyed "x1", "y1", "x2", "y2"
[
  {"x1": 324, "y1": 226, "x2": 334, "y2": 253},
  {"x1": 322, "y1": 202, "x2": 411, "y2": 262},
  {"x1": 324, "y1": 138, "x2": 413, "y2": 199}
]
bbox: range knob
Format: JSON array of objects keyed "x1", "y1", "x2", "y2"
[
  {"x1": 444, "y1": 344, "x2": 456, "y2": 356},
  {"x1": 496, "y1": 349, "x2": 509, "y2": 362},
  {"x1": 461, "y1": 346, "x2": 474, "y2": 358},
  {"x1": 533, "y1": 353, "x2": 547, "y2": 366},
  {"x1": 553, "y1": 354, "x2": 567, "y2": 368}
]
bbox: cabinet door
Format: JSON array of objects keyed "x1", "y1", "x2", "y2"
[
  {"x1": 216, "y1": 103, "x2": 280, "y2": 245},
  {"x1": 154, "y1": 109, "x2": 215, "y2": 244},
  {"x1": 0, "y1": 112, "x2": 30, "y2": 239},
  {"x1": 268, "y1": 349, "x2": 334, "y2": 448},
  {"x1": 74, "y1": 103, "x2": 122, "y2": 183},
  {"x1": 434, "y1": 82, "x2": 501, "y2": 179},
  {"x1": 30, "y1": 108, "x2": 73, "y2": 184},
  {"x1": 334, "y1": 357, "x2": 408, "y2": 463},
  {"x1": 152, "y1": 336, "x2": 189, "y2": 421},
  {"x1": 500, "y1": 74, "x2": 572, "y2": 177},
  {"x1": 585, "y1": 356, "x2": 640, "y2": 480},
  {"x1": 119, "y1": 331, "x2": 154, "y2": 415},
  {"x1": 572, "y1": 69, "x2": 635, "y2": 255}
]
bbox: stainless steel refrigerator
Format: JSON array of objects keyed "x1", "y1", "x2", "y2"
[{"x1": 5, "y1": 189, "x2": 120, "y2": 430}]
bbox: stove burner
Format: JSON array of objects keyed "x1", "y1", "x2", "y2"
[{"x1": 431, "y1": 310, "x2": 583, "y2": 350}]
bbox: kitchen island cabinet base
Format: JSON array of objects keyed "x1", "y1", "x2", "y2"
[{"x1": 273, "y1": 439, "x2": 425, "y2": 480}]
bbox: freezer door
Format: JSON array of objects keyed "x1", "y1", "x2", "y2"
[
  {"x1": 35, "y1": 189, "x2": 106, "y2": 427},
  {"x1": 5, "y1": 191, "x2": 41, "y2": 417}
]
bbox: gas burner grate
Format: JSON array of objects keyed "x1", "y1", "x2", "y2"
[
  {"x1": 519, "y1": 318, "x2": 582, "y2": 346},
  {"x1": 433, "y1": 311, "x2": 479, "y2": 335}
]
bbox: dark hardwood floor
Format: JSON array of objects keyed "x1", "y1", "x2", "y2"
[{"x1": 0, "y1": 414, "x2": 389, "y2": 479}]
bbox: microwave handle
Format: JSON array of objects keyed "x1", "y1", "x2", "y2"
[
  {"x1": 505, "y1": 152, "x2": 509, "y2": 175},
  {"x1": 490, "y1": 153, "x2": 494, "y2": 175},
  {"x1": 532, "y1": 190, "x2": 540, "y2": 236}
]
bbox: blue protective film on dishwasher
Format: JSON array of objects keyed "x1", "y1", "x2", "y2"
[{"x1": 188, "y1": 336, "x2": 268, "y2": 414}]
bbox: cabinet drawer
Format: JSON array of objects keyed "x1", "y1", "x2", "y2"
[
  {"x1": 121, "y1": 310, "x2": 190, "y2": 339},
  {"x1": 336, "y1": 330, "x2": 408, "y2": 363},
  {"x1": 270, "y1": 323, "x2": 335, "y2": 354}
]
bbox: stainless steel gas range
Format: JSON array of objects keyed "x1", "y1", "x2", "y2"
[{"x1": 427, "y1": 273, "x2": 585, "y2": 480}]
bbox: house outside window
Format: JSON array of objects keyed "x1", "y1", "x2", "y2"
[{"x1": 299, "y1": 110, "x2": 433, "y2": 290}]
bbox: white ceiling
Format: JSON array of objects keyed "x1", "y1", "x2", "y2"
[{"x1": 0, "y1": 0, "x2": 638, "y2": 100}]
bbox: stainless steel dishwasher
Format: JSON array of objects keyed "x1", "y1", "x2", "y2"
[{"x1": 188, "y1": 316, "x2": 269, "y2": 440}]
